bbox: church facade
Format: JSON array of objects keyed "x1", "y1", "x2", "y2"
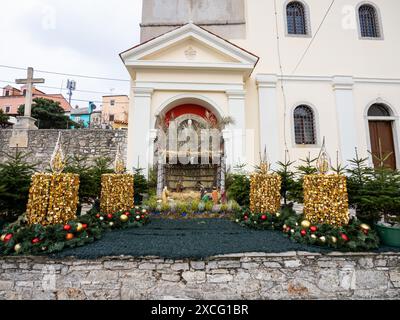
[{"x1": 121, "y1": 0, "x2": 400, "y2": 183}]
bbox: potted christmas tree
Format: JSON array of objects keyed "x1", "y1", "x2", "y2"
[{"x1": 348, "y1": 151, "x2": 400, "y2": 247}]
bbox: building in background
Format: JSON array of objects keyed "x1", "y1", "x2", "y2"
[
  {"x1": 70, "y1": 102, "x2": 97, "y2": 128},
  {"x1": 121, "y1": 0, "x2": 400, "y2": 178},
  {"x1": 102, "y1": 95, "x2": 129, "y2": 129},
  {"x1": 0, "y1": 85, "x2": 72, "y2": 117}
]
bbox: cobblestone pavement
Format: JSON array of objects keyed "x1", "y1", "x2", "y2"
[{"x1": 53, "y1": 219, "x2": 399, "y2": 260}]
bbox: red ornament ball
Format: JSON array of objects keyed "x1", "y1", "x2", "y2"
[
  {"x1": 261, "y1": 215, "x2": 267, "y2": 221},
  {"x1": 141, "y1": 215, "x2": 145, "y2": 219},
  {"x1": 4, "y1": 234, "x2": 13, "y2": 242},
  {"x1": 301, "y1": 230, "x2": 307, "y2": 236},
  {"x1": 63, "y1": 225, "x2": 72, "y2": 232},
  {"x1": 310, "y1": 226, "x2": 318, "y2": 233},
  {"x1": 82, "y1": 224, "x2": 88, "y2": 230},
  {"x1": 341, "y1": 233, "x2": 349, "y2": 242},
  {"x1": 244, "y1": 216, "x2": 249, "y2": 221},
  {"x1": 107, "y1": 214, "x2": 113, "y2": 220},
  {"x1": 31, "y1": 238, "x2": 40, "y2": 244},
  {"x1": 96, "y1": 214, "x2": 101, "y2": 219}
]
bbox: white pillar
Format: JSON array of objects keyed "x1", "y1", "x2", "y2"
[
  {"x1": 148, "y1": 129, "x2": 158, "y2": 171},
  {"x1": 222, "y1": 129, "x2": 233, "y2": 171},
  {"x1": 226, "y1": 90, "x2": 246, "y2": 170},
  {"x1": 127, "y1": 87, "x2": 154, "y2": 176},
  {"x1": 256, "y1": 74, "x2": 280, "y2": 169},
  {"x1": 333, "y1": 76, "x2": 357, "y2": 166}
]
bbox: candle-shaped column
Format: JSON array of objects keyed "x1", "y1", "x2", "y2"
[
  {"x1": 250, "y1": 150, "x2": 282, "y2": 214},
  {"x1": 26, "y1": 132, "x2": 80, "y2": 225},
  {"x1": 303, "y1": 141, "x2": 350, "y2": 227},
  {"x1": 100, "y1": 144, "x2": 135, "y2": 215}
]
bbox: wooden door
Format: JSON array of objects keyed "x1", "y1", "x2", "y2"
[{"x1": 369, "y1": 121, "x2": 397, "y2": 169}]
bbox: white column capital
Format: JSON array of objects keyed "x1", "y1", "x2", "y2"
[
  {"x1": 256, "y1": 74, "x2": 278, "y2": 88},
  {"x1": 332, "y1": 76, "x2": 354, "y2": 91},
  {"x1": 226, "y1": 90, "x2": 246, "y2": 99},
  {"x1": 133, "y1": 87, "x2": 154, "y2": 97},
  {"x1": 150, "y1": 129, "x2": 158, "y2": 140}
]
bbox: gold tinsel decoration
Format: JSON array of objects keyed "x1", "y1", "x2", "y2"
[
  {"x1": 100, "y1": 174, "x2": 134, "y2": 215},
  {"x1": 303, "y1": 175, "x2": 350, "y2": 227},
  {"x1": 26, "y1": 173, "x2": 80, "y2": 226},
  {"x1": 26, "y1": 133, "x2": 80, "y2": 226},
  {"x1": 303, "y1": 139, "x2": 350, "y2": 227},
  {"x1": 250, "y1": 151, "x2": 282, "y2": 214}
]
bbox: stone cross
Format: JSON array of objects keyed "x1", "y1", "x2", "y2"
[{"x1": 16, "y1": 67, "x2": 45, "y2": 118}]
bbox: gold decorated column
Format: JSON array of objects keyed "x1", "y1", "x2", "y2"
[
  {"x1": 303, "y1": 142, "x2": 350, "y2": 227},
  {"x1": 100, "y1": 144, "x2": 134, "y2": 215},
  {"x1": 26, "y1": 133, "x2": 80, "y2": 226},
  {"x1": 250, "y1": 154, "x2": 282, "y2": 214}
]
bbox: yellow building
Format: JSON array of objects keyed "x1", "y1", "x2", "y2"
[{"x1": 101, "y1": 95, "x2": 129, "y2": 129}]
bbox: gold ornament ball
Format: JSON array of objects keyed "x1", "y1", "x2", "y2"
[
  {"x1": 360, "y1": 223, "x2": 371, "y2": 231},
  {"x1": 109, "y1": 222, "x2": 114, "y2": 227},
  {"x1": 0, "y1": 234, "x2": 6, "y2": 242},
  {"x1": 276, "y1": 212, "x2": 281, "y2": 218},
  {"x1": 76, "y1": 223, "x2": 83, "y2": 232},
  {"x1": 331, "y1": 236, "x2": 338, "y2": 244},
  {"x1": 120, "y1": 214, "x2": 129, "y2": 223},
  {"x1": 311, "y1": 234, "x2": 317, "y2": 240},
  {"x1": 301, "y1": 220, "x2": 311, "y2": 229},
  {"x1": 14, "y1": 244, "x2": 22, "y2": 252},
  {"x1": 319, "y1": 236, "x2": 326, "y2": 243}
]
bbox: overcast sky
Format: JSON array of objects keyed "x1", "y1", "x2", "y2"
[{"x1": 0, "y1": 0, "x2": 143, "y2": 108}]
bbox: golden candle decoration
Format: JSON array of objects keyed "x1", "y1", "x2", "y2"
[
  {"x1": 250, "y1": 152, "x2": 282, "y2": 214},
  {"x1": 114, "y1": 144, "x2": 126, "y2": 175},
  {"x1": 26, "y1": 173, "x2": 80, "y2": 226},
  {"x1": 100, "y1": 174, "x2": 134, "y2": 215},
  {"x1": 26, "y1": 133, "x2": 80, "y2": 226},
  {"x1": 303, "y1": 174, "x2": 350, "y2": 227},
  {"x1": 50, "y1": 132, "x2": 66, "y2": 174}
]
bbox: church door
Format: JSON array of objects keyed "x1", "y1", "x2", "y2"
[{"x1": 368, "y1": 120, "x2": 396, "y2": 169}]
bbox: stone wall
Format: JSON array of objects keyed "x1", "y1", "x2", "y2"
[
  {"x1": 0, "y1": 252, "x2": 399, "y2": 300},
  {"x1": 0, "y1": 130, "x2": 128, "y2": 171}
]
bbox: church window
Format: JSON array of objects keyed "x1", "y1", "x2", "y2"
[
  {"x1": 368, "y1": 103, "x2": 391, "y2": 117},
  {"x1": 359, "y1": 4, "x2": 381, "y2": 38},
  {"x1": 287, "y1": 1, "x2": 307, "y2": 35},
  {"x1": 294, "y1": 105, "x2": 316, "y2": 145}
]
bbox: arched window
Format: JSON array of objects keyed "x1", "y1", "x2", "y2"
[
  {"x1": 368, "y1": 103, "x2": 391, "y2": 117},
  {"x1": 294, "y1": 105, "x2": 316, "y2": 144},
  {"x1": 287, "y1": 1, "x2": 307, "y2": 35},
  {"x1": 359, "y1": 4, "x2": 380, "y2": 38}
]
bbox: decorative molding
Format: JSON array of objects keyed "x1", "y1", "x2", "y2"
[
  {"x1": 133, "y1": 87, "x2": 154, "y2": 97},
  {"x1": 184, "y1": 46, "x2": 197, "y2": 60},
  {"x1": 134, "y1": 80, "x2": 244, "y2": 92},
  {"x1": 256, "y1": 74, "x2": 279, "y2": 88},
  {"x1": 121, "y1": 23, "x2": 258, "y2": 67},
  {"x1": 226, "y1": 90, "x2": 246, "y2": 99},
  {"x1": 332, "y1": 76, "x2": 354, "y2": 91}
]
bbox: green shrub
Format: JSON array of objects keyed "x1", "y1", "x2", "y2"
[
  {"x1": 0, "y1": 151, "x2": 36, "y2": 222},
  {"x1": 226, "y1": 173, "x2": 250, "y2": 207}
]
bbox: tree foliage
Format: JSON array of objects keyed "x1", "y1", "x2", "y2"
[
  {"x1": 0, "y1": 109, "x2": 10, "y2": 128},
  {"x1": 18, "y1": 98, "x2": 80, "y2": 129},
  {"x1": 0, "y1": 151, "x2": 37, "y2": 222}
]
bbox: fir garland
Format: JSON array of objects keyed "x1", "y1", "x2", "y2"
[
  {"x1": 234, "y1": 208, "x2": 380, "y2": 252},
  {"x1": 0, "y1": 207, "x2": 150, "y2": 256}
]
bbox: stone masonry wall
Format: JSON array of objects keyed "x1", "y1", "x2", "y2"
[
  {"x1": 0, "y1": 130, "x2": 128, "y2": 171},
  {"x1": 0, "y1": 252, "x2": 399, "y2": 300}
]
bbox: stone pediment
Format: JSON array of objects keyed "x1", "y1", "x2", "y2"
[{"x1": 120, "y1": 23, "x2": 258, "y2": 76}]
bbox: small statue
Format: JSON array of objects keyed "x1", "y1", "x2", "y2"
[
  {"x1": 212, "y1": 187, "x2": 220, "y2": 205},
  {"x1": 161, "y1": 186, "x2": 170, "y2": 204}
]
